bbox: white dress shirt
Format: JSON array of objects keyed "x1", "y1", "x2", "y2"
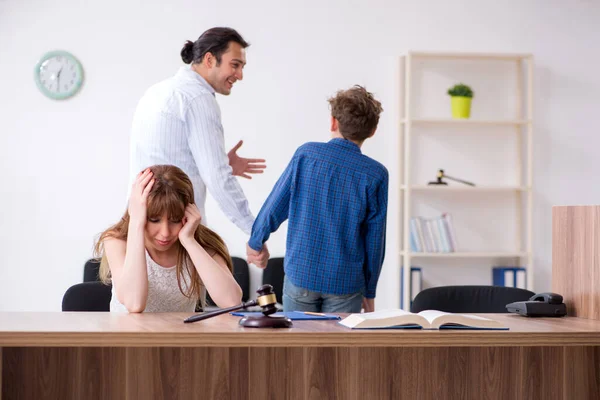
[{"x1": 129, "y1": 66, "x2": 254, "y2": 234}]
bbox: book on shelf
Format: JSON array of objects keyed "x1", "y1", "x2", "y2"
[
  {"x1": 339, "y1": 309, "x2": 508, "y2": 330},
  {"x1": 492, "y1": 267, "x2": 527, "y2": 289},
  {"x1": 400, "y1": 266, "x2": 422, "y2": 309},
  {"x1": 409, "y1": 213, "x2": 457, "y2": 253}
]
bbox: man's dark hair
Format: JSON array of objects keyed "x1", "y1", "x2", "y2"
[
  {"x1": 328, "y1": 85, "x2": 383, "y2": 142},
  {"x1": 180, "y1": 27, "x2": 249, "y2": 65}
]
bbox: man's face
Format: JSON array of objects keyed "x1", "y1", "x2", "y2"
[{"x1": 206, "y1": 41, "x2": 246, "y2": 95}]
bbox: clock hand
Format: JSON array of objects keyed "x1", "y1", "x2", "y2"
[{"x1": 56, "y1": 67, "x2": 63, "y2": 92}]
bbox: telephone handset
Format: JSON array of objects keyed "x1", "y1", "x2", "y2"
[
  {"x1": 529, "y1": 292, "x2": 563, "y2": 305},
  {"x1": 506, "y1": 292, "x2": 567, "y2": 317}
]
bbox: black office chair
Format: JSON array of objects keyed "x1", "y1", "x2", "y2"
[
  {"x1": 83, "y1": 258, "x2": 101, "y2": 282},
  {"x1": 410, "y1": 285, "x2": 535, "y2": 313},
  {"x1": 206, "y1": 256, "x2": 251, "y2": 307},
  {"x1": 232, "y1": 257, "x2": 251, "y2": 302},
  {"x1": 262, "y1": 257, "x2": 285, "y2": 305},
  {"x1": 62, "y1": 281, "x2": 112, "y2": 311}
]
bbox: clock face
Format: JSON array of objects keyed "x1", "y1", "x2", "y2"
[{"x1": 34, "y1": 51, "x2": 84, "y2": 100}]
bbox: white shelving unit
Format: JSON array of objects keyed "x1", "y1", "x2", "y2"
[{"x1": 399, "y1": 51, "x2": 534, "y2": 310}]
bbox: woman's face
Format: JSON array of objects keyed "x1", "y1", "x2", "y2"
[{"x1": 144, "y1": 212, "x2": 184, "y2": 252}]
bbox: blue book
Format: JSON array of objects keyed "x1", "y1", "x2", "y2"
[
  {"x1": 230, "y1": 311, "x2": 341, "y2": 321},
  {"x1": 400, "y1": 266, "x2": 422, "y2": 309},
  {"x1": 492, "y1": 266, "x2": 526, "y2": 288}
]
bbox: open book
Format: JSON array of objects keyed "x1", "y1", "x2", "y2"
[{"x1": 339, "y1": 309, "x2": 508, "y2": 330}]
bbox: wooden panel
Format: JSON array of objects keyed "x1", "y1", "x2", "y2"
[
  {"x1": 2, "y1": 312, "x2": 600, "y2": 347},
  {"x1": 228, "y1": 347, "x2": 249, "y2": 400},
  {"x1": 3, "y1": 347, "x2": 79, "y2": 399},
  {"x1": 79, "y1": 347, "x2": 126, "y2": 400},
  {"x1": 564, "y1": 346, "x2": 600, "y2": 399},
  {"x1": 127, "y1": 347, "x2": 231, "y2": 400},
  {"x1": 2, "y1": 347, "x2": 125, "y2": 400},
  {"x1": 394, "y1": 347, "x2": 521, "y2": 399},
  {"x1": 469, "y1": 347, "x2": 520, "y2": 399},
  {"x1": 249, "y1": 347, "x2": 305, "y2": 400},
  {"x1": 2, "y1": 346, "x2": 600, "y2": 399},
  {"x1": 305, "y1": 347, "x2": 350, "y2": 399},
  {"x1": 553, "y1": 205, "x2": 600, "y2": 320},
  {"x1": 520, "y1": 347, "x2": 563, "y2": 400},
  {"x1": 299, "y1": 347, "x2": 572, "y2": 400},
  {"x1": 127, "y1": 348, "x2": 176, "y2": 399},
  {"x1": 409, "y1": 51, "x2": 530, "y2": 61}
]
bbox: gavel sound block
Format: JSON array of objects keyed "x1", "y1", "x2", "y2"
[{"x1": 183, "y1": 284, "x2": 293, "y2": 328}]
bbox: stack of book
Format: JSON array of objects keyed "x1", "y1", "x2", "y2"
[{"x1": 409, "y1": 213, "x2": 457, "y2": 253}]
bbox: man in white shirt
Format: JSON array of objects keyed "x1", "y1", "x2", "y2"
[{"x1": 129, "y1": 27, "x2": 269, "y2": 264}]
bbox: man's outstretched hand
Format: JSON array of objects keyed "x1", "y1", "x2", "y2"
[{"x1": 228, "y1": 140, "x2": 266, "y2": 179}]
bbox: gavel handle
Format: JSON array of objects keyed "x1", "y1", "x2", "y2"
[
  {"x1": 183, "y1": 299, "x2": 258, "y2": 323},
  {"x1": 444, "y1": 174, "x2": 475, "y2": 186}
]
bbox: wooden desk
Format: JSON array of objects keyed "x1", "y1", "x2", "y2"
[{"x1": 1, "y1": 312, "x2": 599, "y2": 399}]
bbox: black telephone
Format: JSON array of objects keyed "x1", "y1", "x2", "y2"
[{"x1": 506, "y1": 292, "x2": 567, "y2": 317}]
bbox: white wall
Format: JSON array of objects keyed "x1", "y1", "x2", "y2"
[{"x1": 1, "y1": 0, "x2": 599, "y2": 311}]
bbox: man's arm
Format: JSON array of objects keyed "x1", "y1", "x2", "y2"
[
  {"x1": 247, "y1": 155, "x2": 295, "y2": 252},
  {"x1": 363, "y1": 170, "x2": 389, "y2": 299},
  {"x1": 186, "y1": 94, "x2": 254, "y2": 234}
]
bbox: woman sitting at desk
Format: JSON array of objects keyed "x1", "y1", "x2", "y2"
[{"x1": 95, "y1": 165, "x2": 242, "y2": 312}]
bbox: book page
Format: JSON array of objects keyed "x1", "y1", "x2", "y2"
[
  {"x1": 357, "y1": 309, "x2": 413, "y2": 320},
  {"x1": 417, "y1": 310, "x2": 451, "y2": 324},
  {"x1": 339, "y1": 309, "x2": 429, "y2": 329},
  {"x1": 418, "y1": 311, "x2": 504, "y2": 329}
]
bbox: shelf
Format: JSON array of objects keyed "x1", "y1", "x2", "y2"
[
  {"x1": 400, "y1": 252, "x2": 529, "y2": 258},
  {"x1": 408, "y1": 51, "x2": 531, "y2": 61},
  {"x1": 398, "y1": 51, "x2": 535, "y2": 309},
  {"x1": 401, "y1": 185, "x2": 530, "y2": 192},
  {"x1": 402, "y1": 118, "x2": 531, "y2": 126}
]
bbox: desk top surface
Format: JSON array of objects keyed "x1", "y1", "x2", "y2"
[{"x1": 1, "y1": 312, "x2": 600, "y2": 347}]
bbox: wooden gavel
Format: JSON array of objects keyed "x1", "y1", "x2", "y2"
[{"x1": 183, "y1": 284, "x2": 291, "y2": 328}]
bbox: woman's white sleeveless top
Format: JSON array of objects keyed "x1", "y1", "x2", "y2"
[{"x1": 110, "y1": 251, "x2": 199, "y2": 312}]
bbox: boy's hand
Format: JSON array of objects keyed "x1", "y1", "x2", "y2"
[
  {"x1": 246, "y1": 242, "x2": 270, "y2": 269},
  {"x1": 362, "y1": 298, "x2": 374, "y2": 313}
]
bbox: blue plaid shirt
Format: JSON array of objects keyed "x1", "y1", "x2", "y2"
[{"x1": 248, "y1": 138, "x2": 388, "y2": 298}]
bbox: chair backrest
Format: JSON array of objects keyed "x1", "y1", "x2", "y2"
[
  {"x1": 205, "y1": 256, "x2": 251, "y2": 307},
  {"x1": 262, "y1": 257, "x2": 285, "y2": 304},
  {"x1": 62, "y1": 281, "x2": 112, "y2": 311},
  {"x1": 410, "y1": 285, "x2": 535, "y2": 313},
  {"x1": 232, "y1": 257, "x2": 250, "y2": 302},
  {"x1": 83, "y1": 258, "x2": 101, "y2": 282}
]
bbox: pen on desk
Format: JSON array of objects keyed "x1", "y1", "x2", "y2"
[{"x1": 302, "y1": 311, "x2": 327, "y2": 316}]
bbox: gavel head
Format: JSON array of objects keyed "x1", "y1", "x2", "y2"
[{"x1": 256, "y1": 284, "x2": 278, "y2": 316}]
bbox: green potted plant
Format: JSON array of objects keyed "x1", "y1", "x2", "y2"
[{"x1": 447, "y1": 83, "x2": 474, "y2": 119}]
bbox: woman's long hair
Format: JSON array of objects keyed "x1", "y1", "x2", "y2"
[{"x1": 94, "y1": 165, "x2": 232, "y2": 302}]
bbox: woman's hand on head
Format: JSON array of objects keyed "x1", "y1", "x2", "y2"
[
  {"x1": 178, "y1": 203, "x2": 202, "y2": 245},
  {"x1": 128, "y1": 168, "x2": 154, "y2": 224}
]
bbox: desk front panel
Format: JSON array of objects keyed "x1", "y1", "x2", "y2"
[{"x1": 2, "y1": 345, "x2": 600, "y2": 399}]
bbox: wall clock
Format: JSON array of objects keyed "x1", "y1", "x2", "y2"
[{"x1": 34, "y1": 50, "x2": 84, "y2": 100}]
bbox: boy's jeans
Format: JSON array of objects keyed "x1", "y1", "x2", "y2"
[{"x1": 282, "y1": 276, "x2": 363, "y2": 313}]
